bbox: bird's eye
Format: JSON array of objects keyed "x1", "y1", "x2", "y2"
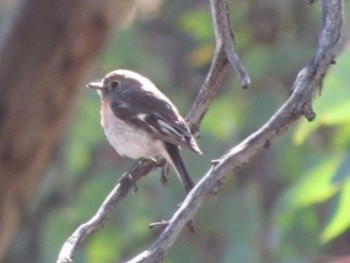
[{"x1": 110, "y1": 81, "x2": 119, "y2": 89}]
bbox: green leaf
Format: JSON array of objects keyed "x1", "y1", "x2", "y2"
[
  {"x1": 64, "y1": 92, "x2": 104, "y2": 176},
  {"x1": 285, "y1": 154, "x2": 344, "y2": 208},
  {"x1": 293, "y1": 120, "x2": 321, "y2": 145},
  {"x1": 333, "y1": 124, "x2": 350, "y2": 150},
  {"x1": 321, "y1": 178, "x2": 350, "y2": 242},
  {"x1": 321, "y1": 102, "x2": 350, "y2": 125},
  {"x1": 178, "y1": 10, "x2": 213, "y2": 41},
  {"x1": 87, "y1": 225, "x2": 122, "y2": 263},
  {"x1": 201, "y1": 92, "x2": 243, "y2": 140},
  {"x1": 294, "y1": 102, "x2": 350, "y2": 145},
  {"x1": 244, "y1": 46, "x2": 271, "y2": 79}
]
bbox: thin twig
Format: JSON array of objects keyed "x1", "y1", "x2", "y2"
[{"x1": 213, "y1": 0, "x2": 250, "y2": 88}]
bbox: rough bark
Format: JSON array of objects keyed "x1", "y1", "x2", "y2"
[{"x1": 0, "y1": 0, "x2": 134, "y2": 260}]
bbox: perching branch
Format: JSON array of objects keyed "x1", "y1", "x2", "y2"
[
  {"x1": 57, "y1": 160, "x2": 155, "y2": 263},
  {"x1": 57, "y1": 0, "x2": 249, "y2": 262},
  {"x1": 57, "y1": 0, "x2": 344, "y2": 262},
  {"x1": 125, "y1": 0, "x2": 344, "y2": 262}
]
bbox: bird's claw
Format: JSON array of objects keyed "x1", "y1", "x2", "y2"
[
  {"x1": 127, "y1": 173, "x2": 138, "y2": 193},
  {"x1": 160, "y1": 162, "x2": 170, "y2": 187}
]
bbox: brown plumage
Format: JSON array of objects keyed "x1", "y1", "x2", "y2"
[{"x1": 88, "y1": 69, "x2": 201, "y2": 193}]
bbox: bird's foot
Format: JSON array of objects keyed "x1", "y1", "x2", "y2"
[
  {"x1": 160, "y1": 162, "x2": 169, "y2": 187},
  {"x1": 144, "y1": 157, "x2": 169, "y2": 187},
  {"x1": 126, "y1": 173, "x2": 138, "y2": 193}
]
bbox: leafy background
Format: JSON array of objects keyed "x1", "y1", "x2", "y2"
[{"x1": 2, "y1": 0, "x2": 350, "y2": 262}]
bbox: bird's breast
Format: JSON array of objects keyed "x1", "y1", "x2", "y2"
[{"x1": 100, "y1": 100, "x2": 163, "y2": 159}]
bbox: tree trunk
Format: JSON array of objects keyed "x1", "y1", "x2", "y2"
[{"x1": 0, "y1": 0, "x2": 133, "y2": 260}]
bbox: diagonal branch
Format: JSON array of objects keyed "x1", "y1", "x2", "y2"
[
  {"x1": 57, "y1": 160, "x2": 155, "y2": 263},
  {"x1": 57, "y1": 0, "x2": 249, "y2": 262},
  {"x1": 57, "y1": 0, "x2": 344, "y2": 262},
  {"x1": 125, "y1": 0, "x2": 344, "y2": 262}
]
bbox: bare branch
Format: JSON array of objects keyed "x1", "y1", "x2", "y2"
[
  {"x1": 212, "y1": 0, "x2": 250, "y2": 88},
  {"x1": 125, "y1": 0, "x2": 344, "y2": 262},
  {"x1": 57, "y1": 160, "x2": 155, "y2": 263},
  {"x1": 57, "y1": 0, "x2": 250, "y2": 261},
  {"x1": 186, "y1": 0, "x2": 250, "y2": 135},
  {"x1": 57, "y1": 0, "x2": 344, "y2": 262}
]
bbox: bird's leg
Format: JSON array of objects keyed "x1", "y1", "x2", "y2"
[
  {"x1": 145, "y1": 157, "x2": 194, "y2": 232},
  {"x1": 126, "y1": 160, "x2": 146, "y2": 193},
  {"x1": 146, "y1": 157, "x2": 169, "y2": 187},
  {"x1": 126, "y1": 172, "x2": 138, "y2": 193},
  {"x1": 160, "y1": 161, "x2": 169, "y2": 187},
  {"x1": 126, "y1": 159, "x2": 153, "y2": 193}
]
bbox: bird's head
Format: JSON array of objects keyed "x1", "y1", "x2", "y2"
[{"x1": 87, "y1": 69, "x2": 150, "y2": 99}]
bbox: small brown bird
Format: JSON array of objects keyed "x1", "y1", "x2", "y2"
[{"x1": 88, "y1": 69, "x2": 201, "y2": 193}]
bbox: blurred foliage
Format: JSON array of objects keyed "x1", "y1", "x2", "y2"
[{"x1": 3, "y1": 0, "x2": 350, "y2": 263}]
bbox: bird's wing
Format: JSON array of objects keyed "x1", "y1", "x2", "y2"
[{"x1": 110, "y1": 88, "x2": 201, "y2": 154}]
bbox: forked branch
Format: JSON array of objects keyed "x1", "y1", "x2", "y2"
[
  {"x1": 125, "y1": 0, "x2": 344, "y2": 262},
  {"x1": 57, "y1": 0, "x2": 344, "y2": 262},
  {"x1": 57, "y1": 0, "x2": 248, "y2": 261}
]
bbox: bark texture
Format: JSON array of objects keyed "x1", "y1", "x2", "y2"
[{"x1": 0, "y1": 0, "x2": 133, "y2": 260}]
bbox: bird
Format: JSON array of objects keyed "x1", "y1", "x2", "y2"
[{"x1": 87, "y1": 69, "x2": 202, "y2": 194}]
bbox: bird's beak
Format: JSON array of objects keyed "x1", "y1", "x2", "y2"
[{"x1": 87, "y1": 81, "x2": 103, "y2": 90}]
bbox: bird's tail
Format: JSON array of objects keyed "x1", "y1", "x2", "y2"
[{"x1": 162, "y1": 142, "x2": 194, "y2": 194}]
